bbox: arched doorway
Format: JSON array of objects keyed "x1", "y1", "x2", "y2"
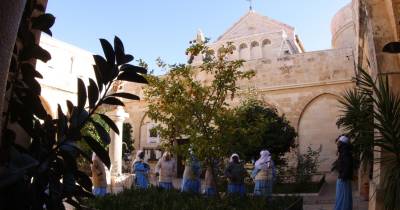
[{"x1": 298, "y1": 93, "x2": 342, "y2": 172}]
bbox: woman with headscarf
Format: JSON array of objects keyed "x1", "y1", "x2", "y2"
[
  {"x1": 334, "y1": 135, "x2": 353, "y2": 210},
  {"x1": 155, "y1": 151, "x2": 176, "y2": 190},
  {"x1": 132, "y1": 150, "x2": 150, "y2": 189},
  {"x1": 251, "y1": 150, "x2": 276, "y2": 198},
  {"x1": 181, "y1": 153, "x2": 201, "y2": 193},
  {"x1": 91, "y1": 153, "x2": 107, "y2": 197},
  {"x1": 224, "y1": 153, "x2": 247, "y2": 196}
]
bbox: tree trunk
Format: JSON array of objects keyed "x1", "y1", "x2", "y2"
[{"x1": 0, "y1": 0, "x2": 27, "y2": 146}]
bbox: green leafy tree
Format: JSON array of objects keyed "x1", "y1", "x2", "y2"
[
  {"x1": 336, "y1": 88, "x2": 374, "y2": 173},
  {"x1": 222, "y1": 99, "x2": 297, "y2": 165},
  {"x1": 354, "y1": 68, "x2": 400, "y2": 210},
  {"x1": 145, "y1": 40, "x2": 254, "y2": 193},
  {"x1": 122, "y1": 122, "x2": 134, "y2": 154}
]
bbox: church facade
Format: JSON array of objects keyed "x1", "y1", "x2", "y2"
[
  {"x1": 125, "y1": 4, "x2": 357, "y2": 172},
  {"x1": 36, "y1": 4, "x2": 357, "y2": 173}
]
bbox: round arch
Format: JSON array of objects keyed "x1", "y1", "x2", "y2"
[{"x1": 297, "y1": 93, "x2": 342, "y2": 172}]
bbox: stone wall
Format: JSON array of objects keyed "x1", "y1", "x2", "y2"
[{"x1": 36, "y1": 35, "x2": 95, "y2": 115}]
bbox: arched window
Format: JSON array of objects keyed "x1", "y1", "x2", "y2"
[
  {"x1": 262, "y1": 39, "x2": 271, "y2": 46},
  {"x1": 262, "y1": 39, "x2": 271, "y2": 58},
  {"x1": 239, "y1": 43, "x2": 249, "y2": 60},
  {"x1": 250, "y1": 41, "x2": 261, "y2": 59}
]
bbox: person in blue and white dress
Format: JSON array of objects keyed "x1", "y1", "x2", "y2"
[
  {"x1": 181, "y1": 154, "x2": 201, "y2": 193},
  {"x1": 225, "y1": 153, "x2": 247, "y2": 196},
  {"x1": 334, "y1": 135, "x2": 353, "y2": 210},
  {"x1": 132, "y1": 150, "x2": 150, "y2": 189},
  {"x1": 155, "y1": 152, "x2": 176, "y2": 190},
  {"x1": 251, "y1": 150, "x2": 276, "y2": 199},
  {"x1": 91, "y1": 153, "x2": 107, "y2": 197}
]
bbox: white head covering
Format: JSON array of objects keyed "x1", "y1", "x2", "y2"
[
  {"x1": 162, "y1": 151, "x2": 171, "y2": 161},
  {"x1": 338, "y1": 135, "x2": 349, "y2": 144},
  {"x1": 92, "y1": 152, "x2": 97, "y2": 161},
  {"x1": 229, "y1": 153, "x2": 240, "y2": 163},
  {"x1": 255, "y1": 150, "x2": 271, "y2": 170}
]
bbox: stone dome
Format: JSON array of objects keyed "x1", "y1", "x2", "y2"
[{"x1": 331, "y1": 3, "x2": 355, "y2": 49}]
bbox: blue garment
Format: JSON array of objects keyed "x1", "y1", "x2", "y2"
[
  {"x1": 227, "y1": 183, "x2": 246, "y2": 196},
  {"x1": 334, "y1": 179, "x2": 353, "y2": 210},
  {"x1": 181, "y1": 178, "x2": 201, "y2": 193},
  {"x1": 254, "y1": 180, "x2": 273, "y2": 197},
  {"x1": 92, "y1": 187, "x2": 107, "y2": 197},
  {"x1": 204, "y1": 187, "x2": 216, "y2": 196},
  {"x1": 159, "y1": 182, "x2": 173, "y2": 190},
  {"x1": 133, "y1": 161, "x2": 150, "y2": 189}
]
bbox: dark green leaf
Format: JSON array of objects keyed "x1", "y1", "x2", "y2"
[
  {"x1": 77, "y1": 78, "x2": 87, "y2": 111},
  {"x1": 93, "y1": 55, "x2": 111, "y2": 84},
  {"x1": 383, "y1": 42, "x2": 400, "y2": 54},
  {"x1": 32, "y1": 96, "x2": 47, "y2": 120},
  {"x1": 124, "y1": 54, "x2": 134, "y2": 63},
  {"x1": 109, "y1": 92, "x2": 140, "y2": 100},
  {"x1": 91, "y1": 120, "x2": 111, "y2": 145},
  {"x1": 21, "y1": 63, "x2": 43, "y2": 78},
  {"x1": 22, "y1": 75, "x2": 41, "y2": 95},
  {"x1": 75, "y1": 170, "x2": 92, "y2": 192},
  {"x1": 21, "y1": 44, "x2": 51, "y2": 62},
  {"x1": 31, "y1": 13, "x2": 55, "y2": 34},
  {"x1": 83, "y1": 136, "x2": 110, "y2": 168},
  {"x1": 114, "y1": 36, "x2": 125, "y2": 65},
  {"x1": 120, "y1": 64, "x2": 147, "y2": 74},
  {"x1": 66, "y1": 100, "x2": 74, "y2": 116},
  {"x1": 99, "y1": 114, "x2": 119, "y2": 135},
  {"x1": 100, "y1": 39, "x2": 115, "y2": 65},
  {"x1": 88, "y1": 79, "x2": 99, "y2": 109},
  {"x1": 117, "y1": 71, "x2": 148, "y2": 84},
  {"x1": 101, "y1": 97, "x2": 125, "y2": 106},
  {"x1": 93, "y1": 65, "x2": 103, "y2": 92},
  {"x1": 57, "y1": 105, "x2": 67, "y2": 140}
]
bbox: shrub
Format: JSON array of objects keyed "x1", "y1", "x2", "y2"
[{"x1": 85, "y1": 187, "x2": 302, "y2": 210}]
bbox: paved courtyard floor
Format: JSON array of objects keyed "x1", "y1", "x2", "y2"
[{"x1": 303, "y1": 173, "x2": 369, "y2": 210}]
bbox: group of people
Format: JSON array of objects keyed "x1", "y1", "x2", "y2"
[
  {"x1": 130, "y1": 149, "x2": 276, "y2": 198},
  {"x1": 91, "y1": 134, "x2": 354, "y2": 209}
]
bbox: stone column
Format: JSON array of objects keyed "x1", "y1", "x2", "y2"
[{"x1": 106, "y1": 106, "x2": 129, "y2": 177}]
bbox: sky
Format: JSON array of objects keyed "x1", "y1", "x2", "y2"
[{"x1": 46, "y1": 0, "x2": 350, "y2": 73}]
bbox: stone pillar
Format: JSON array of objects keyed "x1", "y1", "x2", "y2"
[
  {"x1": 107, "y1": 106, "x2": 129, "y2": 177},
  {"x1": 0, "y1": 0, "x2": 27, "y2": 145},
  {"x1": 106, "y1": 106, "x2": 134, "y2": 193}
]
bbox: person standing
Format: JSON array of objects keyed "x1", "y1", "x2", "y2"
[
  {"x1": 334, "y1": 135, "x2": 353, "y2": 210},
  {"x1": 181, "y1": 154, "x2": 201, "y2": 193},
  {"x1": 204, "y1": 163, "x2": 217, "y2": 196},
  {"x1": 91, "y1": 153, "x2": 107, "y2": 197},
  {"x1": 225, "y1": 153, "x2": 247, "y2": 196},
  {"x1": 132, "y1": 150, "x2": 150, "y2": 189},
  {"x1": 155, "y1": 152, "x2": 176, "y2": 190},
  {"x1": 251, "y1": 150, "x2": 276, "y2": 199}
]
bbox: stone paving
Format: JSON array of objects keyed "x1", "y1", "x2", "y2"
[{"x1": 303, "y1": 173, "x2": 368, "y2": 210}]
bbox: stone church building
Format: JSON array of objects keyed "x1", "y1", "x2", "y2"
[
  {"x1": 34, "y1": 3, "x2": 357, "y2": 173},
  {"x1": 124, "y1": 4, "x2": 357, "y2": 172}
]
